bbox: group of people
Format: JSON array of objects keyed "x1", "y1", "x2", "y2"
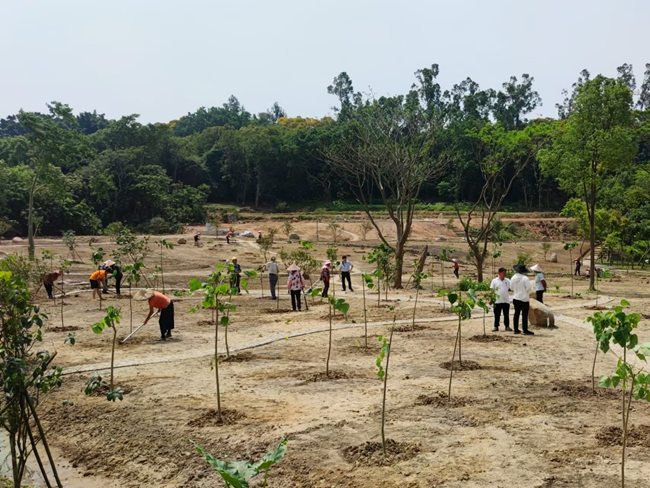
[
  {"x1": 262, "y1": 255, "x2": 355, "y2": 311},
  {"x1": 489, "y1": 263, "x2": 547, "y2": 335}
]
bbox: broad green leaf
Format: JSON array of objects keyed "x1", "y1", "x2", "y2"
[{"x1": 254, "y1": 438, "x2": 288, "y2": 472}]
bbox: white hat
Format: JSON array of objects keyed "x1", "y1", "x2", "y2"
[
  {"x1": 133, "y1": 289, "x2": 155, "y2": 301},
  {"x1": 103, "y1": 259, "x2": 116, "y2": 267},
  {"x1": 451, "y1": 259, "x2": 458, "y2": 263},
  {"x1": 287, "y1": 264, "x2": 300, "y2": 272},
  {"x1": 530, "y1": 264, "x2": 543, "y2": 272}
]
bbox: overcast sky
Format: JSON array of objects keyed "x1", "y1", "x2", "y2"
[{"x1": 1, "y1": 0, "x2": 648, "y2": 124}]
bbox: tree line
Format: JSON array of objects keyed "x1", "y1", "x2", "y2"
[{"x1": 1, "y1": 63, "x2": 650, "y2": 284}]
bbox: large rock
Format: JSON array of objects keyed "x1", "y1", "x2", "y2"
[
  {"x1": 289, "y1": 233, "x2": 301, "y2": 240},
  {"x1": 177, "y1": 238, "x2": 187, "y2": 245},
  {"x1": 529, "y1": 298, "x2": 555, "y2": 327},
  {"x1": 438, "y1": 235, "x2": 447, "y2": 241},
  {"x1": 549, "y1": 252, "x2": 558, "y2": 262},
  {"x1": 11, "y1": 237, "x2": 23, "y2": 243}
]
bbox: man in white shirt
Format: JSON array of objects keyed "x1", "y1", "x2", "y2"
[
  {"x1": 339, "y1": 256, "x2": 354, "y2": 292},
  {"x1": 509, "y1": 264, "x2": 534, "y2": 336},
  {"x1": 262, "y1": 256, "x2": 279, "y2": 300},
  {"x1": 490, "y1": 267, "x2": 512, "y2": 332}
]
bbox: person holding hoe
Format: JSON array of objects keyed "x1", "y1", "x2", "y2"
[
  {"x1": 531, "y1": 264, "x2": 547, "y2": 303},
  {"x1": 134, "y1": 289, "x2": 175, "y2": 340},
  {"x1": 231, "y1": 257, "x2": 242, "y2": 294},
  {"x1": 287, "y1": 264, "x2": 306, "y2": 311},
  {"x1": 339, "y1": 255, "x2": 354, "y2": 292},
  {"x1": 43, "y1": 270, "x2": 63, "y2": 300},
  {"x1": 103, "y1": 260, "x2": 123, "y2": 296},
  {"x1": 320, "y1": 260, "x2": 331, "y2": 298},
  {"x1": 263, "y1": 256, "x2": 279, "y2": 300},
  {"x1": 510, "y1": 264, "x2": 534, "y2": 336},
  {"x1": 89, "y1": 269, "x2": 109, "y2": 301}
]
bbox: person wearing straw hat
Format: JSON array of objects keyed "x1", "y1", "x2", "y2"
[
  {"x1": 531, "y1": 264, "x2": 547, "y2": 303},
  {"x1": 509, "y1": 264, "x2": 534, "y2": 335},
  {"x1": 231, "y1": 257, "x2": 242, "y2": 294},
  {"x1": 43, "y1": 270, "x2": 63, "y2": 299},
  {"x1": 89, "y1": 269, "x2": 108, "y2": 300},
  {"x1": 263, "y1": 256, "x2": 279, "y2": 300},
  {"x1": 103, "y1": 260, "x2": 123, "y2": 296},
  {"x1": 320, "y1": 260, "x2": 331, "y2": 298},
  {"x1": 286, "y1": 264, "x2": 306, "y2": 311},
  {"x1": 134, "y1": 289, "x2": 175, "y2": 340},
  {"x1": 452, "y1": 259, "x2": 459, "y2": 279}
]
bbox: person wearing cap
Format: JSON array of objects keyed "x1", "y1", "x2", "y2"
[
  {"x1": 134, "y1": 289, "x2": 175, "y2": 340},
  {"x1": 490, "y1": 267, "x2": 512, "y2": 332},
  {"x1": 89, "y1": 269, "x2": 108, "y2": 300},
  {"x1": 509, "y1": 264, "x2": 534, "y2": 335},
  {"x1": 263, "y1": 256, "x2": 279, "y2": 300},
  {"x1": 43, "y1": 270, "x2": 63, "y2": 299},
  {"x1": 321, "y1": 260, "x2": 331, "y2": 298},
  {"x1": 531, "y1": 264, "x2": 547, "y2": 303},
  {"x1": 231, "y1": 257, "x2": 242, "y2": 293},
  {"x1": 339, "y1": 256, "x2": 354, "y2": 292},
  {"x1": 452, "y1": 259, "x2": 459, "y2": 279},
  {"x1": 286, "y1": 264, "x2": 306, "y2": 311}
]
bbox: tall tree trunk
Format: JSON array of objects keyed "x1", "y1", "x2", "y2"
[
  {"x1": 28, "y1": 176, "x2": 37, "y2": 260},
  {"x1": 394, "y1": 242, "x2": 405, "y2": 288},
  {"x1": 476, "y1": 254, "x2": 484, "y2": 283},
  {"x1": 589, "y1": 182, "x2": 596, "y2": 290}
]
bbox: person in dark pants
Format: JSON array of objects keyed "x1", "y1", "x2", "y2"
[
  {"x1": 263, "y1": 256, "x2": 279, "y2": 300},
  {"x1": 509, "y1": 264, "x2": 534, "y2": 335},
  {"x1": 489, "y1": 267, "x2": 511, "y2": 332},
  {"x1": 339, "y1": 256, "x2": 354, "y2": 292},
  {"x1": 452, "y1": 259, "x2": 459, "y2": 279},
  {"x1": 43, "y1": 270, "x2": 62, "y2": 299},
  {"x1": 104, "y1": 260, "x2": 123, "y2": 295},
  {"x1": 321, "y1": 260, "x2": 331, "y2": 298},
  {"x1": 531, "y1": 264, "x2": 547, "y2": 303},
  {"x1": 574, "y1": 258, "x2": 581, "y2": 276},
  {"x1": 135, "y1": 289, "x2": 175, "y2": 340},
  {"x1": 231, "y1": 257, "x2": 242, "y2": 294},
  {"x1": 287, "y1": 264, "x2": 305, "y2": 311}
]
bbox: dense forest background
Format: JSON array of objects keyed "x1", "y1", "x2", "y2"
[{"x1": 1, "y1": 63, "x2": 649, "y2": 240}]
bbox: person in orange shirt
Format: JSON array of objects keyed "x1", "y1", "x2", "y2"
[
  {"x1": 134, "y1": 289, "x2": 175, "y2": 340},
  {"x1": 89, "y1": 269, "x2": 108, "y2": 300}
]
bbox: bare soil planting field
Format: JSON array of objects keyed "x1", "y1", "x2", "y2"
[{"x1": 5, "y1": 216, "x2": 650, "y2": 487}]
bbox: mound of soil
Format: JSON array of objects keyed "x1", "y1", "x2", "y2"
[
  {"x1": 439, "y1": 360, "x2": 481, "y2": 371},
  {"x1": 187, "y1": 409, "x2": 245, "y2": 427},
  {"x1": 342, "y1": 439, "x2": 420, "y2": 467},
  {"x1": 90, "y1": 384, "x2": 134, "y2": 397},
  {"x1": 416, "y1": 392, "x2": 469, "y2": 408},
  {"x1": 196, "y1": 320, "x2": 213, "y2": 326},
  {"x1": 596, "y1": 425, "x2": 650, "y2": 447},
  {"x1": 585, "y1": 306, "x2": 608, "y2": 311},
  {"x1": 469, "y1": 335, "x2": 511, "y2": 343},
  {"x1": 552, "y1": 382, "x2": 620, "y2": 400},
  {"x1": 300, "y1": 371, "x2": 351, "y2": 382},
  {"x1": 219, "y1": 352, "x2": 254, "y2": 363},
  {"x1": 48, "y1": 325, "x2": 80, "y2": 332},
  {"x1": 393, "y1": 323, "x2": 427, "y2": 332}
]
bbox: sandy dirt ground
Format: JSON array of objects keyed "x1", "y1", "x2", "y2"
[{"x1": 4, "y1": 217, "x2": 650, "y2": 487}]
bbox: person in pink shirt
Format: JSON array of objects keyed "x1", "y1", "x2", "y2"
[
  {"x1": 134, "y1": 289, "x2": 175, "y2": 340},
  {"x1": 286, "y1": 264, "x2": 306, "y2": 311}
]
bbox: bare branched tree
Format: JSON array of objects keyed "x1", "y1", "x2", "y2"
[
  {"x1": 325, "y1": 97, "x2": 447, "y2": 287},
  {"x1": 457, "y1": 122, "x2": 551, "y2": 282}
]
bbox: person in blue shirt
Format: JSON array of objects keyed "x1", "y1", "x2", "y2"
[{"x1": 339, "y1": 256, "x2": 354, "y2": 292}]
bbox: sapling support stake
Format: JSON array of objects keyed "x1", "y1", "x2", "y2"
[
  {"x1": 362, "y1": 274, "x2": 368, "y2": 349},
  {"x1": 381, "y1": 324, "x2": 394, "y2": 455},
  {"x1": 448, "y1": 316, "x2": 462, "y2": 400},
  {"x1": 24, "y1": 413, "x2": 52, "y2": 488},
  {"x1": 24, "y1": 392, "x2": 63, "y2": 488},
  {"x1": 215, "y1": 291, "x2": 222, "y2": 420},
  {"x1": 592, "y1": 342, "x2": 598, "y2": 394},
  {"x1": 326, "y1": 300, "x2": 333, "y2": 377}
]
